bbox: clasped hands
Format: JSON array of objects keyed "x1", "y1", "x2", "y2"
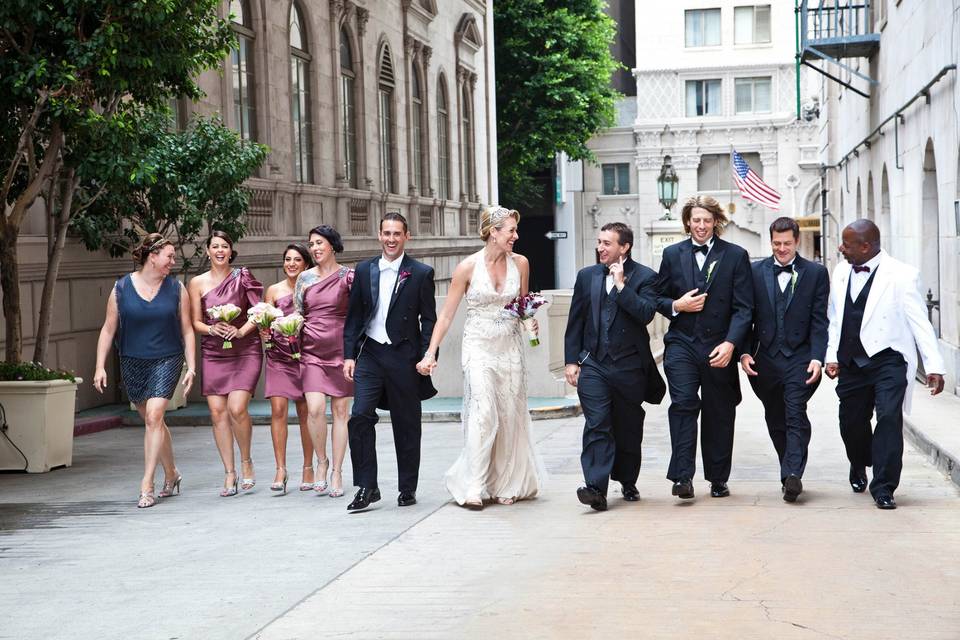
[
  {"x1": 416, "y1": 354, "x2": 437, "y2": 376},
  {"x1": 209, "y1": 321, "x2": 240, "y2": 340}
]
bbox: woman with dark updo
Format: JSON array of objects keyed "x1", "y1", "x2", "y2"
[{"x1": 94, "y1": 233, "x2": 197, "y2": 508}]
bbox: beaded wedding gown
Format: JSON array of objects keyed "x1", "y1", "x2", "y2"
[{"x1": 444, "y1": 251, "x2": 546, "y2": 504}]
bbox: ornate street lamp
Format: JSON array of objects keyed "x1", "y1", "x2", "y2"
[{"x1": 657, "y1": 155, "x2": 679, "y2": 220}]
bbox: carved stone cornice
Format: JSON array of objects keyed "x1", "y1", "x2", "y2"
[
  {"x1": 421, "y1": 45, "x2": 433, "y2": 68},
  {"x1": 356, "y1": 7, "x2": 369, "y2": 37}
]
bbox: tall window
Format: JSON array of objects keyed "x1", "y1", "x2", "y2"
[
  {"x1": 461, "y1": 83, "x2": 476, "y2": 201},
  {"x1": 735, "y1": 77, "x2": 772, "y2": 114},
  {"x1": 685, "y1": 9, "x2": 721, "y2": 47},
  {"x1": 411, "y1": 62, "x2": 428, "y2": 195},
  {"x1": 734, "y1": 5, "x2": 771, "y2": 44},
  {"x1": 437, "y1": 77, "x2": 451, "y2": 201},
  {"x1": 685, "y1": 79, "x2": 722, "y2": 116},
  {"x1": 378, "y1": 44, "x2": 396, "y2": 194},
  {"x1": 601, "y1": 164, "x2": 631, "y2": 195},
  {"x1": 697, "y1": 152, "x2": 761, "y2": 191},
  {"x1": 230, "y1": 0, "x2": 256, "y2": 140},
  {"x1": 289, "y1": 4, "x2": 311, "y2": 182},
  {"x1": 340, "y1": 28, "x2": 357, "y2": 188}
]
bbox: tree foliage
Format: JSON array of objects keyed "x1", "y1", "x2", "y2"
[
  {"x1": 72, "y1": 111, "x2": 268, "y2": 277},
  {"x1": 0, "y1": 0, "x2": 233, "y2": 362},
  {"x1": 494, "y1": 0, "x2": 622, "y2": 206}
]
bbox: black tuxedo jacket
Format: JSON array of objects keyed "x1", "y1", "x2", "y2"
[
  {"x1": 744, "y1": 255, "x2": 829, "y2": 361},
  {"x1": 343, "y1": 254, "x2": 437, "y2": 401},
  {"x1": 564, "y1": 259, "x2": 666, "y2": 403},
  {"x1": 655, "y1": 236, "x2": 753, "y2": 350}
]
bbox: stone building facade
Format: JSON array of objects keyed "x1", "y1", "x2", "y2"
[
  {"x1": 814, "y1": 0, "x2": 960, "y2": 394},
  {"x1": 3, "y1": 0, "x2": 497, "y2": 410}
]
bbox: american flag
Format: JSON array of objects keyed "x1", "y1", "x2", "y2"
[{"x1": 731, "y1": 150, "x2": 781, "y2": 210}]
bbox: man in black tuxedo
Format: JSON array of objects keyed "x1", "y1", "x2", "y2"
[
  {"x1": 342, "y1": 212, "x2": 437, "y2": 512},
  {"x1": 564, "y1": 222, "x2": 666, "y2": 511},
  {"x1": 740, "y1": 217, "x2": 829, "y2": 502},
  {"x1": 656, "y1": 195, "x2": 752, "y2": 500}
]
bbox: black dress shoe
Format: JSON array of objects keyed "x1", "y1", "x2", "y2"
[
  {"x1": 782, "y1": 474, "x2": 803, "y2": 503},
  {"x1": 710, "y1": 482, "x2": 730, "y2": 498},
  {"x1": 346, "y1": 487, "x2": 381, "y2": 512},
  {"x1": 621, "y1": 483, "x2": 640, "y2": 502},
  {"x1": 875, "y1": 495, "x2": 897, "y2": 509},
  {"x1": 672, "y1": 479, "x2": 694, "y2": 500},
  {"x1": 849, "y1": 465, "x2": 868, "y2": 493},
  {"x1": 576, "y1": 486, "x2": 607, "y2": 511},
  {"x1": 397, "y1": 491, "x2": 417, "y2": 507}
]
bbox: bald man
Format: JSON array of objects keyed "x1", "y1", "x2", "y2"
[{"x1": 824, "y1": 219, "x2": 945, "y2": 509}]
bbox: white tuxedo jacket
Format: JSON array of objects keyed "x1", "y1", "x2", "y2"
[{"x1": 826, "y1": 250, "x2": 945, "y2": 413}]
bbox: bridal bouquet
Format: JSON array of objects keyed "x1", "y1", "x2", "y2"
[
  {"x1": 504, "y1": 292, "x2": 548, "y2": 347},
  {"x1": 247, "y1": 302, "x2": 284, "y2": 349},
  {"x1": 206, "y1": 303, "x2": 243, "y2": 349},
  {"x1": 271, "y1": 313, "x2": 305, "y2": 360}
]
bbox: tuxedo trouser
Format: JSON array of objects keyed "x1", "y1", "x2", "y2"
[
  {"x1": 663, "y1": 338, "x2": 739, "y2": 483},
  {"x1": 577, "y1": 354, "x2": 646, "y2": 495},
  {"x1": 747, "y1": 349, "x2": 819, "y2": 480},
  {"x1": 348, "y1": 337, "x2": 422, "y2": 493},
  {"x1": 835, "y1": 349, "x2": 907, "y2": 499}
]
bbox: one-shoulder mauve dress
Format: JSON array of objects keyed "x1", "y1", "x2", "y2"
[
  {"x1": 299, "y1": 267, "x2": 354, "y2": 398},
  {"x1": 200, "y1": 267, "x2": 264, "y2": 396}
]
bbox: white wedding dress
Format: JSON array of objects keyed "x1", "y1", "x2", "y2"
[{"x1": 444, "y1": 251, "x2": 546, "y2": 504}]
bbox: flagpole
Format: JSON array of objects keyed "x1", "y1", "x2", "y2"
[{"x1": 729, "y1": 146, "x2": 735, "y2": 216}]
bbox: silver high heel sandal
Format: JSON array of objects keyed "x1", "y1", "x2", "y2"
[
  {"x1": 313, "y1": 457, "x2": 329, "y2": 495},
  {"x1": 270, "y1": 467, "x2": 288, "y2": 495},
  {"x1": 138, "y1": 486, "x2": 158, "y2": 508},
  {"x1": 220, "y1": 469, "x2": 238, "y2": 497},
  {"x1": 240, "y1": 458, "x2": 256, "y2": 491},
  {"x1": 158, "y1": 472, "x2": 182, "y2": 498}
]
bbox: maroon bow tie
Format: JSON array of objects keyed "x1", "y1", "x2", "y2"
[{"x1": 852, "y1": 265, "x2": 870, "y2": 274}]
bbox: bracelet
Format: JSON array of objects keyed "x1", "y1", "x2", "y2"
[
  {"x1": 423, "y1": 352, "x2": 435, "y2": 361},
  {"x1": 186, "y1": 369, "x2": 196, "y2": 376},
  {"x1": 207, "y1": 325, "x2": 213, "y2": 335}
]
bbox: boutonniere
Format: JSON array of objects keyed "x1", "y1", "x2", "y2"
[
  {"x1": 394, "y1": 269, "x2": 412, "y2": 295},
  {"x1": 790, "y1": 269, "x2": 798, "y2": 294},
  {"x1": 706, "y1": 260, "x2": 718, "y2": 283}
]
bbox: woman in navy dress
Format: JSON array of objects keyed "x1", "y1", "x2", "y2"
[{"x1": 93, "y1": 233, "x2": 197, "y2": 508}]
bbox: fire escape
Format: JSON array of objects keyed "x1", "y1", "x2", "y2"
[{"x1": 797, "y1": 0, "x2": 880, "y2": 98}]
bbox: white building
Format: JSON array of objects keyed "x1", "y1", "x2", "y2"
[
  {"x1": 809, "y1": 0, "x2": 960, "y2": 394},
  {"x1": 562, "y1": 0, "x2": 822, "y2": 285}
]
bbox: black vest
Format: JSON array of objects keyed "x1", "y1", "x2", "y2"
[
  {"x1": 838, "y1": 268, "x2": 878, "y2": 367},
  {"x1": 596, "y1": 285, "x2": 617, "y2": 361},
  {"x1": 773, "y1": 279, "x2": 793, "y2": 357},
  {"x1": 672, "y1": 251, "x2": 710, "y2": 339}
]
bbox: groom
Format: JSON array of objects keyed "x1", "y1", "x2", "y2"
[
  {"x1": 565, "y1": 222, "x2": 666, "y2": 511},
  {"x1": 343, "y1": 212, "x2": 437, "y2": 512}
]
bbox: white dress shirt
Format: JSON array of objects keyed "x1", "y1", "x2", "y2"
[
  {"x1": 774, "y1": 258, "x2": 796, "y2": 292},
  {"x1": 848, "y1": 252, "x2": 882, "y2": 302},
  {"x1": 366, "y1": 253, "x2": 404, "y2": 344}
]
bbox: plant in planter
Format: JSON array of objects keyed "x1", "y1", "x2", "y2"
[{"x1": 0, "y1": 362, "x2": 82, "y2": 473}]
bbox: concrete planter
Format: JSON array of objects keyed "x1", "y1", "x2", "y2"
[{"x1": 0, "y1": 378, "x2": 82, "y2": 473}]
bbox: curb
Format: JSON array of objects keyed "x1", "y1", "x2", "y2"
[
  {"x1": 74, "y1": 415, "x2": 123, "y2": 437},
  {"x1": 903, "y1": 415, "x2": 960, "y2": 488}
]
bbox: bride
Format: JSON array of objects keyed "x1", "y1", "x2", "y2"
[{"x1": 417, "y1": 206, "x2": 545, "y2": 510}]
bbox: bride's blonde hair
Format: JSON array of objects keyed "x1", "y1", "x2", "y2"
[{"x1": 479, "y1": 206, "x2": 520, "y2": 242}]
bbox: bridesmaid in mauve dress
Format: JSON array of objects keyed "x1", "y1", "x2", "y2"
[
  {"x1": 188, "y1": 231, "x2": 264, "y2": 497},
  {"x1": 295, "y1": 225, "x2": 355, "y2": 498},
  {"x1": 261, "y1": 243, "x2": 317, "y2": 494}
]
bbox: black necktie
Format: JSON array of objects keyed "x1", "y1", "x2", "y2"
[
  {"x1": 692, "y1": 244, "x2": 709, "y2": 255},
  {"x1": 774, "y1": 264, "x2": 793, "y2": 276},
  {"x1": 853, "y1": 265, "x2": 870, "y2": 274}
]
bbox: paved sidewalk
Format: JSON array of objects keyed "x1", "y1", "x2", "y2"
[{"x1": 2, "y1": 370, "x2": 959, "y2": 639}]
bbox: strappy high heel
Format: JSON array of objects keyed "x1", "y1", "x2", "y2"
[
  {"x1": 495, "y1": 497, "x2": 516, "y2": 505},
  {"x1": 240, "y1": 458, "x2": 255, "y2": 491},
  {"x1": 270, "y1": 467, "x2": 288, "y2": 495},
  {"x1": 138, "y1": 486, "x2": 158, "y2": 509},
  {"x1": 158, "y1": 471, "x2": 182, "y2": 498},
  {"x1": 328, "y1": 468, "x2": 344, "y2": 498},
  {"x1": 313, "y1": 457, "x2": 329, "y2": 495},
  {"x1": 299, "y1": 464, "x2": 314, "y2": 491},
  {"x1": 220, "y1": 469, "x2": 238, "y2": 497}
]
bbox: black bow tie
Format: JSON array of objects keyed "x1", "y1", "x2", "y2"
[
  {"x1": 692, "y1": 244, "x2": 709, "y2": 255},
  {"x1": 853, "y1": 265, "x2": 871, "y2": 274},
  {"x1": 774, "y1": 264, "x2": 793, "y2": 276}
]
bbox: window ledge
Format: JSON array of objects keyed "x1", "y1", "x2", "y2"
[
  {"x1": 598, "y1": 193, "x2": 636, "y2": 199},
  {"x1": 733, "y1": 42, "x2": 773, "y2": 49}
]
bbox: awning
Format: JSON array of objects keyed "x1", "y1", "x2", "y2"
[{"x1": 796, "y1": 215, "x2": 821, "y2": 231}]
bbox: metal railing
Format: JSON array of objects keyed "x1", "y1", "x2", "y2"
[{"x1": 801, "y1": 0, "x2": 873, "y2": 43}]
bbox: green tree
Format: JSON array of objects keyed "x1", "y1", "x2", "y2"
[
  {"x1": 72, "y1": 111, "x2": 269, "y2": 278},
  {"x1": 494, "y1": 0, "x2": 621, "y2": 206},
  {"x1": 0, "y1": 0, "x2": 233, "y2": 363}
]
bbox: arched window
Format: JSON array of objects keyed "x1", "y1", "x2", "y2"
[
  {"x1": 378, "y1": 44, "x2": 396, "y2": 194},
  {"x1": 461, "y1": 83, "x2": 476, "y2": 201},
  {"x1": 411, "y1": 62, "x2": 428, "y2": 195},
  {"x1": 290, "y1": 4, "x2": 311, "y2": 182},
  {"x1": 437, "y1": 76, "x2": 451, "y2": 201},
  {"x1": 230, "y1": 0, "x2": 256, "y2": 140},
  {"x1": 340, "y1": 28, "x2": 358, "y2": 188}
]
